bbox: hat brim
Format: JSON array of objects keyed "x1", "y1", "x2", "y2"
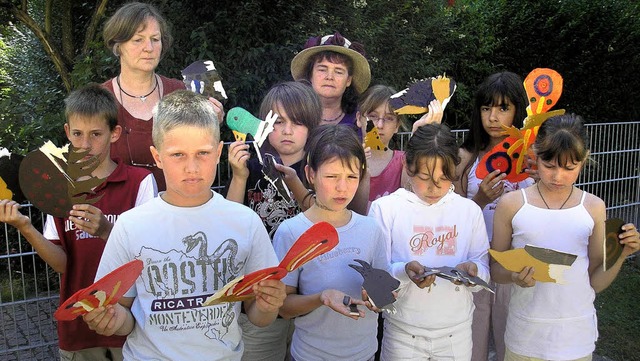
[{"x1": 291, "y1": 45, "x2": 371, "y2": 94}]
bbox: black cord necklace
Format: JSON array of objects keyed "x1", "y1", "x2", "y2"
[
  {"x1": 117, "y1": 75, "x2": 158, "y2": 102},
  {"x1": 322, "y1": 111, "x2": 344, "y2": 124},
  {"x1": 537, "y1": 182, "x2": 574, "y2": 209}
]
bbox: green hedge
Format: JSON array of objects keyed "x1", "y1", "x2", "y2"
[{"x1": 1, "y1": 0, "x2": 639, "y2": 153}]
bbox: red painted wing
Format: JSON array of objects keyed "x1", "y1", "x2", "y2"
[
  {"x1": 202, "y1": 266, "x2": 287, "y2": 305},
  {"x1": 54, "y1": 259, "x2": 143, "y2": 321},
  {"x1": 279, "y1": 221, "x2": 339, "y2": 272}
]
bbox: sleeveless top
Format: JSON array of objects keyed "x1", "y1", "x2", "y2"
[
  {"x1": 505, "y1": 188, "x2": 597, "y2": 360},
  {"x1": 467, "y1": 157, "x2": 534, "y2": 239},
  {"x1": 103, "y1": 75, "x2": 185, "y2": 191}
]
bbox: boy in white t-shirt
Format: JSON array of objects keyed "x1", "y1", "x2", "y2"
[{"x1": 82, "y1": 90, "x2": 286, "y2": 360}]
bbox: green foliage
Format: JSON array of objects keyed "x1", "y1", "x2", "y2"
[
  {"x1": 0, "y1": 23, "x2": 65, "y2": 153},
  {"x1": 594, "y1": 260, "x2": 640, "y2": 360},
  {"x1": 1, "y1": 0, "x2": 639, "y2": 153}
]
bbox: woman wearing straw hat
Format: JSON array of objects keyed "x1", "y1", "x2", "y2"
[{"x1": 291, "y1": 32, "x2": 371, "y2": 132}]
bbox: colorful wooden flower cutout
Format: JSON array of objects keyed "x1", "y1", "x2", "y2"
[{"x1": 476, "y1": 68, "x2": 565, "y2": 182}]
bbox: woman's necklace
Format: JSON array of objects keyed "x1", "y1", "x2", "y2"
[
  {"x1": 537, "y1": 182, "x2": 574, "y2": 209},
  {"x1": 117, "y1": 75, "x2": 158, "y2": 102},
  {"x1": 322, "y1": 111, "x2": 344, "y2": 124}
]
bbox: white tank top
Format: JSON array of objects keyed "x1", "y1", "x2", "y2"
[
  {"x1": 505, "y1": 188, "x2": 597, "y2": 359},
  {"x1": 467, "y1": 157, "x2": 534, "y2": 239}
]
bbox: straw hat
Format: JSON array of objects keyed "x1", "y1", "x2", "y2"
[{"x1": 291, "y1": 32, "x2": 371, "y2": 94}]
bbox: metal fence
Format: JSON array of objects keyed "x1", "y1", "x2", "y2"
[{"x1": 1, "y1": 122, "x2": 639, "y2": 360}]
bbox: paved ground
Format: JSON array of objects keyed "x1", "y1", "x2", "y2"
[
  {"x1": 0, "y1": 297, "x2": 618, "y2": 361},
  {"x1": 0, "y1": 298, "x2": 58, "y2": 361}
]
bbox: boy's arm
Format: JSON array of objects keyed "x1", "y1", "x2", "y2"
[
  {"x1": 243, "y1": 279, "x2": 286, "y2": 327},
  {"x1": 1, "y1": 200, "x2": 67, "y2": 273},
  {"x1": 83, "y1": 296, "x2": 135, "y2": 336}
]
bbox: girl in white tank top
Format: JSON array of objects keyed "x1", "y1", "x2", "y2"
[{"x1": 491, "y1": 114, "x2": 639, "y2": 360}]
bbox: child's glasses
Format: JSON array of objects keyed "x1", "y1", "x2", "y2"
[{"x1": 366, "y1": 114, "x2": 398, "y2": 125}]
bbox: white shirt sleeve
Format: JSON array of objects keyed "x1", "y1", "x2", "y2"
[{"x1": 135, "y1": 174, "x2": 158, "y2": 206}]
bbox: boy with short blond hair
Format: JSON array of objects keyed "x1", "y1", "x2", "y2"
[
  {"x1": 0, "y1": 83, "x2": 156, "y2": 361},
  {"x1": 83, "y1": 90, "x2": 286, "y2": 360}
]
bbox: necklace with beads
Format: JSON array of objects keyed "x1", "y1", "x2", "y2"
[
  {"x1": 117, "y1": 74, "x2": 158, "y2": 102},
  {"x1": 322, "y1": 111, "x2": 344, "y2": 124},
  {"x1": 536, "y1": 182, "x2": 574, "y2": 209}
]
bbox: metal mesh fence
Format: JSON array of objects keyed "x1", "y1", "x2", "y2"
[{"x1": 1, "y1": 122, "x2": 638, "y2": 360}]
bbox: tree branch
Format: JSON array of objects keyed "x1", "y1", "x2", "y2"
[
  {"x1": 82, "y1": 0, "x2": 109, "y2": 55},
  {"x1": 10, "y1": 5, "x2": 72, "y2": 91}
]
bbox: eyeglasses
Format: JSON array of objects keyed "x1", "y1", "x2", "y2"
[
  {"x1": 125, "y1": 127, "x2": 156, "y2": 169},
  {"x1": 366, "y1": 114, "x2": 398, "y2": 125}
]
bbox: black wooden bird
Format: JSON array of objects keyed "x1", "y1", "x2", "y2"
[
  {"x1": 349, "y1": 259, "x2": 399, "y2": 312},
  {"x1": 0, "y1": 148, "x2": 25, "y2": 203}
]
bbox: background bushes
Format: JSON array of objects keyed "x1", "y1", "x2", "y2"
[{"x1": 0, "y1": 0, "x2": 639, "y2": 153}]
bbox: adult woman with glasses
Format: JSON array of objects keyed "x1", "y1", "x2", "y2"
[{"x1": 102, "y1": 2, "x2": 223, "y2": 190}]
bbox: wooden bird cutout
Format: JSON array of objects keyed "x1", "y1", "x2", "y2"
[
  {"x1": 476, "y1": 68, "x2": 565, "y2": 182},
  {"x1": 54, "y1": 259, "x2": 143, "y2": 321},
  {"x1": 418, "y1": 266, "x2": 494, "y2": 293},
  {"x1": 182, "y1": 60, "x2": 228, "y2": 102},
  {"x1": 349, "y1": 259, "x2": 399, "y2": 312},
  {"x1": 604, "y1": 218, "x2": 625, "y2": 271},
  {"x1": 202, "y1": 222, "x2": 339, "y2": 305},
  {"x1": 226, "y1": 108, "x2": 291, "y2": 200},
  {"x1": 489, "y1": 244, "x2": 577, "y2": 283},
  {"x1": 363, "y1": 120, "x2": 388, "y2": 151},
  {"x1": 0, "y1": 148, "x2": 25, "y2": 202},
  {"x1": 389, "y1": 74, "x2": 456, "y2": 115},
  {"x1": 18, "y1": 142, "x2": 105, "y2": 217}
]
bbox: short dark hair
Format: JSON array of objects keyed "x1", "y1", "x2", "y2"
[
  {"x1": 64, "y1": 84, "x2": 118, "y2": 130},
  {"x1": 305, "y1": 125, "x2": 367, "y2": 184},
  {"x1": 405, "y1": 123, "x2": 460, "y2": 185},
  {"x1": 463, "y1": 71, "x2": 529, "y2": 154},
  {"x1": 103, "y1": 2, "x2": 172, "y2": 59}
]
